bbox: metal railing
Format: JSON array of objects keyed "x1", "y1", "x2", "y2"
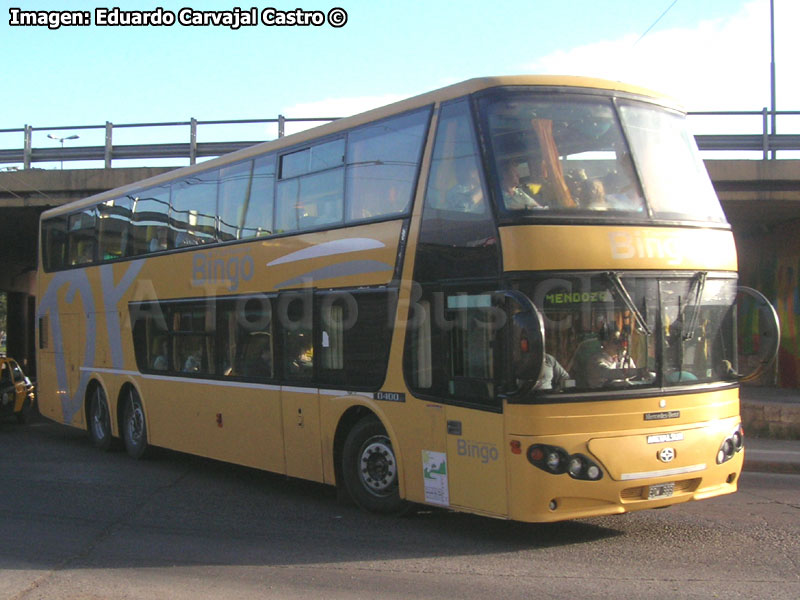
[
  {"x1": 0, "y1": 116, "x2": 338, "y2": 169},
  {"x1": 690, "y1": 109, "x2": 800, "y2": 159},
  {"x1": 1, "y1": 109, "x2": 799, "y2": 170}
]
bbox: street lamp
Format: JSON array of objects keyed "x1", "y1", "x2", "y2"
[
  {"x1": 47, "y1": 133, "x2": 79, "y2": 169},
  {"x1": 770, "y1": 0, "x2": 776, "y2": 159}
]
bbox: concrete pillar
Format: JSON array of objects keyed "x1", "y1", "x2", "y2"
[{"x1": 6, "y1": 292, "x2": 35, "y2": 376}]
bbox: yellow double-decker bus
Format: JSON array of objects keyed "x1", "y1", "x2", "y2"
[{"x1": 36, "y1": 76, "x2": 779, "y2": 522}]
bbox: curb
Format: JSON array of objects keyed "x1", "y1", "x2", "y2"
[
  {"x1": 742, "y1": 459, "x2": 800, "y2": 475},
  {"x1": 741, "y1": 439, "x2": 800, "y2": 475}
]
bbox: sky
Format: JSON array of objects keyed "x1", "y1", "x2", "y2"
[{"x1": 2, "y1": 0, "x2": 798, "y2": 163}]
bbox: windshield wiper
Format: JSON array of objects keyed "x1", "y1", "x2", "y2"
[
  {"x1": 681, "y1": 272, "x2": 707, "y2": 341},
  {"x1": 604, "y1": 272, "x2": 652, "y2": 336}
]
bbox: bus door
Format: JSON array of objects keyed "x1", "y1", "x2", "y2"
[
  {"x1": 280, "y1": 387, "x2": 323, "y2": 482},
  {"x1": 278, "y1": 293, "x2": 323, "y2": 482},
  {"x1": 59, "y1": 312, "x2": 86, "y2": 426},
  {"x1": 441, "y1": 292, "x2": 508, "y2": 516},
  {"x1": 445, "y1": 406, "x2": 507, "y2": 516}
]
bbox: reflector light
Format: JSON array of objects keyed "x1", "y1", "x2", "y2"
[
  {"x1": 520, "y1": 337, "x2": 529, "y2": 353},
  {"x1": 510, "y1": 440, "x2": 522, "y2": 455},
  {"x1": 528, "y1": 446, "x2": 544, "y2": 462}
]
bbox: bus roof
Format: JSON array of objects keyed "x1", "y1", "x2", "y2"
[{"x1": 40, "y1": 75, "x2": 675, "y2": 220}]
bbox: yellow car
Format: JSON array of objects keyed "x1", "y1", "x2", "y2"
[{"x1": 0, "y1": 357, "x2": 35, "y2": 424}]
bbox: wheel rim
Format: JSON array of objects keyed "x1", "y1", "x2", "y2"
[
  {"x1": 127, "y1": 399, "x2": 145, "y2": 446},
  {"x1": 358, "y1": 435, "x2": 397, "y2": 497},
  {"x1": 91, "y1": 391, "x2": 108, "y2": 440}
]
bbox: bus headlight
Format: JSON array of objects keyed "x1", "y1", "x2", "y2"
[
  {"x1": 586, "y1": 464, "x2": 602, "y2": 480},
  {"x1": 568, "y1": 456, "x2": 583, "y2": 478},
  {"x1": 566, "y1": 453, "x2": 604, "y2": 481},
  {"x1": 731, "y1": 426, "x2": 744, "y2": 451},
  {"x1": 716, "y1": 425, "x2": 744, "y2": 464},
  {"x1": 526, "y1": 445, "x2": 603, "y2": 480},
  {"x1": 546, "y1": 449, "x2": 565, "y2": 473}
]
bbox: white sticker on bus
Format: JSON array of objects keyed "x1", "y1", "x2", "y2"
[{"x1": 422, "y1": 450, "x2": 449, "y2": 507}]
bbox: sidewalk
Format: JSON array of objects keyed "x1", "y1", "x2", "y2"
[
  {"x1": 739, "y1": 385, "x2": 800, "y2": 439},
  {"x1": 744, "y1": 437, "x2": 800, "y2": 474},
  {"x1": 739, "y1": 385, "x2": 800, "y2": 474}
]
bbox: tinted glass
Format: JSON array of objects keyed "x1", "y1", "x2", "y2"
[
  {"x1": 130, "y1": 185, "x2": 171, "y2": 255},
  {"x1": 218, "y1": 156, "x2": 276, "y2": 241},
  {"x1": 317, "y1": 291, "x2": 393, "y2": 388},
  {"x1": 513, "y1": 273, "x2": 737, "y2": 398},
  {"x1": 172, "y1": 304, "x2": 214, "y2": 374},
  {"x1": 619, "y1": 101, "x2": 726, "y2": 223},
  {"x1": 404, "y1": 288, "x2": 500, "y2": 409},
  {"x1": 67, "y1": 208, "x2": 97, "y2": 265},
  {"x1": 219, "y1": 295, "x2": 274, "y2": 379},
  {"x1": 42, "y1": 215, "x2": 68, "y2": 271},
  {"x1": 480, "y1": 93, "x2": 646, "y2": 217},
  {"x1": 276, "y1": 169, "x2": 344, "y2": 232},
  {"x1": 345, "y1": 108, "x2": 429, "y2": 221},
  {"x1": 97, "y1": 198, "x2": 132, "y2": 261},
  {"x1": 281, "y1": 138, "x2": 344, "y2": 179},
  {"x1": 171, "y1": 170, "x2": 219, "y2": 247},
  {"x1": 415, "y1": 99, "x2": 499, "y2": 283}
]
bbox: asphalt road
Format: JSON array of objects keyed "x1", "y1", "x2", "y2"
[{"x1": 1, "y1": 418, "x2": 798, "y2": 600}]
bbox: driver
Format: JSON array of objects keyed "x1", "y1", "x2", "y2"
[{"x1": 585, "y1": 322, "x2": 636, "y2": 388}]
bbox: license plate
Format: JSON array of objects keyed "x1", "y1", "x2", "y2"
[{"x1": 647, "y1": 482, "x2": 675, "y2": 499}]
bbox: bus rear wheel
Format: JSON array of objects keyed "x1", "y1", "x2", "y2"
[
  {"x1": 122, "y1": 389, "x2": 150, "y2": 459},
  {"x1": 342, "y1": 417, "x2": 407, "y2": 515},
  {"x1": 88, "y1": 385, "x2": 112, "y2": 451}
]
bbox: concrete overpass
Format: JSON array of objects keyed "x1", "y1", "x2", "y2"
[{"x1": 1, "y1": 160, "x2": 799, "y2": 378}]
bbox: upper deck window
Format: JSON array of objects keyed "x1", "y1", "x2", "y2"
[
  {"x1": 618, "y1": 102, "x2": 725, "y2": 223},
  {"x1": 280, "y1": 138, "x2": 344, "y2": 179},
  {"x1": 478, "y1": 91, "x2": 726, "y2": 225},
  {"x1": 481, "y1": 93, "x2": 646, "y2": 218},
  {"x1": 40, "y1": 107, "x2": 430, "y2": 272},
  {"x1": 68, "y1": 208, "x2": 97, "y2": 265},
  {"x1": 277, "y1": 138, "x2": 345, "y2": 233}
]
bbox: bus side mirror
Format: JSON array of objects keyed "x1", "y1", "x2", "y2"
[
  {"x1": 498, "y1": 290, "x2": 545, "y2": 396},
  {"x1": 736, "y1": 286, "x2": 781, "y2": 383}
]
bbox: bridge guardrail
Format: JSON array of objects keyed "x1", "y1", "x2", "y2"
[
  {"x1": 1, "y1": 109, "x2": 799, "y2": 169},
  {"x1": 0, "y1": 116, "x2": 337, "y2": 169}
]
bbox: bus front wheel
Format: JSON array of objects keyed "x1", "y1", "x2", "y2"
[
  {"x1": 122, "y1": 389, "x2": 150, "y2": 459},
  {"x1": 342, "y1": 417, "x2": 407, "y2": 515}
]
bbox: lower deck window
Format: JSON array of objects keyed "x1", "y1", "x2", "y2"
[{"x1": 130, "y1": 288, "x2": 394, "y2": 390}]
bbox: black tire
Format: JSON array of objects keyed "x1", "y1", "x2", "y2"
[
  {"x1": 121, "y1": 388, "x2": 150, "y2": 459},
  {"x1": 88, "y1": 386, "x2": 113, "y2": 450},
  {"x1": 341, "y1": 417, "x2": 407, "y2": 515}
]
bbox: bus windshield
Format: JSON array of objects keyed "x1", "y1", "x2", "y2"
[
  {"x1": 479, "y1": 92, "x2": 725, "y2": 224},
  {"x1": 516, "y1": 274, "x2": 738, "y2": 397}
]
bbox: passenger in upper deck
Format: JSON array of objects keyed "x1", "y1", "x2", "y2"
[
  {"x1": 499, "y1": 160, "x2": 544, "y2": 210},
  {"x1": 566, "y1": 169, "x2": 607, "y2": 210},
  {"x1": 601, "y1": 152, "x2": 646, "y2": 211},
  {"x1": 445, "y1": 158, "x2": 486, "y2": 213}
]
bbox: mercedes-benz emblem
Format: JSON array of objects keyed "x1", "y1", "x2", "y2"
[{"x1": 658, "y1": 447, "x2": 676, "y2": 463}]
